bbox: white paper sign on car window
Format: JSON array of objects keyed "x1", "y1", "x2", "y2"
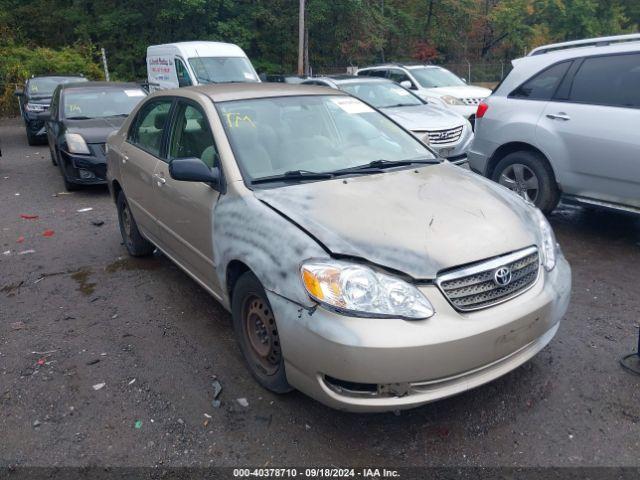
[
  {"x1": 243, "y1": 72, "x2": 256, "y2": 80},
  {"x1": 124, "y1": 90, "x2": 146, "y2": 97},
  {"x1": 331, "y1": 97, "x2": 374, "y2": 114}
]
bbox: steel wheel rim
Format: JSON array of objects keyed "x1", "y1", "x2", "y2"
[
  {"x1": 121, "y1": 203, "x2": 132, "y2": 240},
  {"x1": 242, "y1": 294, "x2": 281, "y2": 375},
  {"x1": 498, "y1": 163, "x2": 540, "y2": 203}
]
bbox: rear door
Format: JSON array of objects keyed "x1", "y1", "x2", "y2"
[
  {"x1": 122, "y1": 97, "x2": 174, "y2": 243},
  {"x1": 538, "y1": 52, "x2": 640, "y2": 208},
  {"x1": 152, "y1": 99, "x2": 222, "y2": 293}
]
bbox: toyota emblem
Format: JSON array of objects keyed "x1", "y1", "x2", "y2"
[{"x1": 493, "y1": 266, "x2": 512, "y2": 287}]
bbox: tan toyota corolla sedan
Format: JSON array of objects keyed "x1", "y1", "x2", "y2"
[{"x1": 106, "y1": 84, "x2": 571, "y2": 412}]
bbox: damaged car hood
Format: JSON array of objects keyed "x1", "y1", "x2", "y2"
[{"x1": 254, "y1": 163, "x2": 539, "y2": 279}]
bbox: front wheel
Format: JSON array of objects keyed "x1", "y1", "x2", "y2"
[
  {"x1": 116, "y1": 191, "x2": 154, "y2": 257},
  {"x1": 492, "y1": 150, "x2": 560, "y2": 213},
  {"x1": 232, "y1": 272, "x2": 292, "y2": 394}
]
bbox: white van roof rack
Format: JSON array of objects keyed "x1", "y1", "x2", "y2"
[{"x1": 528, "y1": 33, "x2": 640, "y2": 56}]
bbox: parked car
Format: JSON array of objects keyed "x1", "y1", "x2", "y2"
[
  {"x1": 106, "y1": 83, "x2": 571, "y2": 412},
  {"x1": 14, "y1": 74, "x2": 87, "y2": 145},
  {"x1": 264, "y1": 74, "x2": 310, "y2": 84},
  {"x1": 357, "y1": 63, "x2": 491, "y2": 123},
  {"x1": 147, "y1": 41, "x2": 260, "y2": 91},
  {"x1": 469, "y1": 33, "x2": 640, "y2": 214},
  {"x1": 43, "y1": 81, "x2": 147, "y2": 190},
  {"x1": 302, "y1": 75, "x2": 473, "y2": 164}
]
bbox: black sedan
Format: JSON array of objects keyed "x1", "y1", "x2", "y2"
[
  {"x1": 42, "y1": 82, "x2": 147, "y2": 190},
  {"x1": 15, "y1": 74, "x2": 87, "y2": 145}
]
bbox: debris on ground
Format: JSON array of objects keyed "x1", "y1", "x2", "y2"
[
  {"x1": 91, "y1": 220, "x2": 105, "y2": 227},
  {"x1": 20, "y1": 214, "x2": 39, "y2": 220},
  {"x1": 237, "y1": 397, "x2": 249, "y2": 408},
  {"x1": 92, "y1": 382, "x2": 105, "y2": 391},
  {"x1": 11, "y1": 322, "x2": 25, "y2": 330},
  {"x1": 42, "y1": 230, "x2": 55, "y2": 238},
  {"x1": 86, "y1": 359, "x2": 100, "y2": 366},
  {"x1": 32, "y1": 420, "x2": 41, "y2": 428},
  {"x1": 16, "y1": 236, "x2": 25, "y2": 243},
  {"x1": 128, "y1": 378, "x2": 136, "y2": 385},
  {"x1": 3, "y1": 250, "x2": 10, "y2": 255},
  {"x1": 77, "y1": 207, "x2": 93, "y2": 213},
  {"x1": 211, "y1": 379, "x2": 223, "y2": 408},
  {"x1": 18, "y1": 250, "x2": 35, "y2": 255},
  {"x1": 36, "y1": 358, "x2": 46, "y2": 366},
  {"x1": 134, "y1": 420, "x2": 143, "y2": 429}
]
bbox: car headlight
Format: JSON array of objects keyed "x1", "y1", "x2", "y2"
[
  {"x1": 533, "y1": 208, "x2": 557, "y2": 271},
  {"x1": 65, "y1": 133, "x2": 90, "y2": 155},
  {"x1": 441, "y1": 95, "x2": 465, "y2": 106},
  {"x1": 25, "y1": 103, "x2": 46, "y2": 112},
  {"x1": 301, "y1": 260, "x2": 435, "y2": 320}
]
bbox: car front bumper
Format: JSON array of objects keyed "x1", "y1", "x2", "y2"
[
  {"x1": 268, "y1": 254, "x2": 571, "y2": 412},
  {"x1": 24, "y1": 114, "x2": 46, "y2": 138},
  {"x1": 60, "y1": 143, "x2": 108, "y2": 185}
]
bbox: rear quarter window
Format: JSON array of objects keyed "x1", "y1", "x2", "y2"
[{"x1": 509, "y1": 61, "x2": 571, "y2": 101}]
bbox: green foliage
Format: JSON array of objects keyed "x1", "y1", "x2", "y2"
[
  {"x1": 0, "y1": 40, "x2": 103, "y2": 116},
  {"x1": 0, "y1": 0, "x2": 637, "y2": 105}
]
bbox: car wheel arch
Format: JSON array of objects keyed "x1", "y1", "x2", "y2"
[
  {"x1": 488, "y1": 142, "x2": 558, "y2": 185},
  {"x1": 111, "y1": 179, "x2": 123, "y2": 204},
  {"x1": 226, "y1": 260, "x2": 252, "y2": 306}
]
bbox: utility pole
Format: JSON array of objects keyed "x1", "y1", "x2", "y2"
[
  {"x1": 101, "y1": 48, "x2": 110, "y2": 81},
  {"x1": 298, "y1": 0, "x2": 305, "y2": 75}
]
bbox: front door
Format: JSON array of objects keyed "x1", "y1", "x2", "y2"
[
  {"x1": 538, "y1": 53, "x2": 640, "y2": 208},
  {"x1": 153, "y1": 99, "x2": 222, "y2": 294},
  {"x1": 121, "y1": 98, "x2": 174, "y2": 243}
]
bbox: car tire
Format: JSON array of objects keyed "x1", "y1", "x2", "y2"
[
  {"x1": 116, "y1": 191, "x2": 155, "y2": 257},
  {"x1": 492, "y1": 150, "x2": 560, "y2": 214},
  {"x1": 49, "y1": 145, "x2": 58, "y2": 166},
  {"x1": 232, "y1": 272, "x2": 292, "y2": 394},
  {"x1": 26, "y1": 129, "x2": 38, "y2": 146},
  {"x1": 58, "y1": 157, "x2": 79, "y2": 191}
]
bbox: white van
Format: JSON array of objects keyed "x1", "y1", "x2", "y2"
[{"x1": 146, "y1": 41, "x2": 260, "y2": 91}]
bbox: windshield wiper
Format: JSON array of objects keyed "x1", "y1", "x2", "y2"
[
  {"x1": 66, "y1": 116, "x2": 93, "y2": 120},
  {"x1": 331, "y1": 158, "x2": 438, "y2": 175},
  {"x1": 250, "y1": 170, "x2": 334, "y2": 185},
  {"x1": 381, "y1": 103, "x2": 417, "y2": 108}
]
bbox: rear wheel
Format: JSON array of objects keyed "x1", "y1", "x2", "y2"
[
  {"x1": 116, "y1": 191, "x2": 154, "y2": 257},
  {"x1": 232, "y1": 272, "x2": 291, "y2": 394},
  {"x1": 492, "y1": 150, "x2": 559, "y2": 213}
]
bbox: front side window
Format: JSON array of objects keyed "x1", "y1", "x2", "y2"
[
  {"x1": 63, "y1": 87, "x2": 147, "y2": 120},
  {"x1": 360, "y1": 69, "x2": 388, "y2": 79},
  {"x1": 409, "y1": 67, "x2": 466, "y2": 88},
  {"x1": 510, "y1": 61, "x2": 571, "y2": 100},
  {"x1": 168, "y1": 102, "x2": 218, "y2": 168},
  {"x1": 340, "y1": 81, "x2": 423, "y2": 108},
  {"x1": 128, "y1": 99, "x2": 173, "y2": 156},
  {"x1": 388, "y1": 69, "x2": 411, "y2": 84},
  {"x1": 216, "y1": 95, "x2": 435, "y2": 184},
  {"x1": 188, "y1": 57, "x2": 259, "y2": 84},
  {"x1": 569, "y1": 54, "x2": 640, "y2": 108},
  {"x1": 175, "y1": 58, "x2": 193, "y2": 87}
]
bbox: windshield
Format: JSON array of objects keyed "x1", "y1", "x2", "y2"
[
  {"x1": 188, "y1": 57, "x2": 259, "y2": 84},
  {"x1": 63, "y1": 87, "x2": 146, "y2": 119},
  {"x1": 339, "y1": 82, "x2": 423, "y2": 108},
  {"x1": 409, "y1": 67, "x2": 466, "y2": 88},
  {"x1": 217, "y1": 95, "x2": 435, "y2": 184},
  {"x1": 28, "y1": 77, "x2": 86, "y2": 97}
]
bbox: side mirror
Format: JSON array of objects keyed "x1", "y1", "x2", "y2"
[
  {"x1": 169, "y1": 157, "x2": 222, "y2": 189},
  {"x1": 14, "y1": 89, "x2": 24, "y2": 97},
  {"x1": 400, "y1": 80, "x2": 412, "y2": 89}
]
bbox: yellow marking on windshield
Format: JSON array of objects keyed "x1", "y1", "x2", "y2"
[
  {"x1": 224, "y1": 112, "x2": 255, "y2": 128},
  {"x1": 67, "y1": 104, "x2": 82, "y2": 113}
]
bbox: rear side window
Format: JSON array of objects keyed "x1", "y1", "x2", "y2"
[
  {"x1": 510, "y1": 61, "x2": 571, "y2": 100},
  {"x1": 359, "y1": 69, "x2": 387, "y2": 78},
  {"x1": 569, "y1": 53, "x2": 640, "y2": 108},
  {"x1": 128, "y1": 99, "x2": 173, "y2": 156}
]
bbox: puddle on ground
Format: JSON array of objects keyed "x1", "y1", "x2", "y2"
[
  {"x1": 70, "y1": 268, "x2": 97, "y2": 296},
  {"x1": 105, "y1": 256, "x2": 162, "y2": 273}
]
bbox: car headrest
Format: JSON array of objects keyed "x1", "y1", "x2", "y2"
[{"x1": 154, "y1": 112, "x2": 168, "y2": 130}]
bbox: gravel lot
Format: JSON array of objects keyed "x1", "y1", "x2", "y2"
[{"x1": 1, "y1": 117, "x2": 639, "y2": 468}]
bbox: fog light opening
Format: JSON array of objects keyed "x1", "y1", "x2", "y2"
[
  {"x1": 323, "y1": 375, "x2": 378, "y2": 397},
  {"x1": 78, "y1": 169, "x2": 96, "y2": 180}
]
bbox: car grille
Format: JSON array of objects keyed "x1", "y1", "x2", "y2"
[
  {"x1": 419, "y1": 126, "x2": 464, "y2": 145},
  {"x1": 462, "y1": 97, "x2": 484, "y2": 106},
  {"x1": 436, "y1": 246, "x2": 540, "y2": 311}
]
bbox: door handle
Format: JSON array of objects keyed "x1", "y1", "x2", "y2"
[
  {"x1": 154, "y1": 173, "x2": 166, "y2": 186},
  {"x1": 546, "y1": 113, "x2": 571, "y2": 121}
]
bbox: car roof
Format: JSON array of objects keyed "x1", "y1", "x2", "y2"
[
  {"x1": 312, "y1": 76, "x2": 395, "y2": 86},
  {"x1": 59, "y1": 81, "x2": 143, "y2": 91},
  {"x1": 358, "y1": 63, "x2": 436, "y2": 70},
  {"x1": 178, "y1": 83, "x2": 347, "y2": 102},
  {"x1": 30, "y1": 74, "x2": 85, "y2": 79}
]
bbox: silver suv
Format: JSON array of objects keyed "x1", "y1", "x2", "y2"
[{"x1": 469, "y1": 34, "x2": 640, "y2": 214}]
